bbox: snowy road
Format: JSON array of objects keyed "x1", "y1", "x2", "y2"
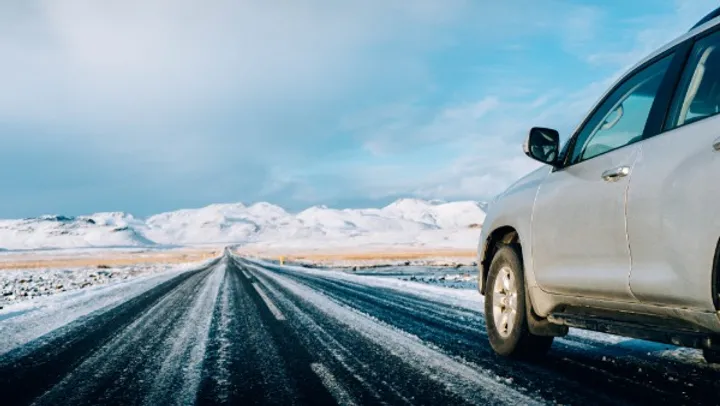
[{"x1": 1, "y1": 255, "x2": 719, "y2": 405}]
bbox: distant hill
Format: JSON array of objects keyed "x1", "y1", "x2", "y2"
[{"x1": 0, "y1": 199, "x2": 486, "y2": 250}]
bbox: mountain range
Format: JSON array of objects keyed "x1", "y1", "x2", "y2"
[{"x1": 0, "y1": 199, "x2": 486, "y2": 251}]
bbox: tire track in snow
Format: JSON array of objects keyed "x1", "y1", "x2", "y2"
[
  {"x1": 0, "y1": 268, "x2": 192, "y2": 356},
  {"x1": 250, "y1": 260, "x2": 720, "y2": 405},
  {"x1": 30, "y1": 263, "x2": 222, "y2": 406},
  {"x1": 251, "y1": 262, "x2": 598, "y2": 404},
  {"x1": 143, "y1": 261, "x2": 225, "y2": 406},
  {"x1": 244, "y1": 260, "x2": 543, "y2": 406},
  {"x1": 0, "y1": 266, "x2": 210, "y2": 406},
  {"x1": 196, "y1": 263, "x2": 299, "y2": 404}
]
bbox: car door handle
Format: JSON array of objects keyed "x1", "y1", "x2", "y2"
[
  {"x1": 714, "y1": 137, "x2": 720, "y2": 151},
  {"x1": 601, "y1": 166, "x2": 630, "y2": 182}
]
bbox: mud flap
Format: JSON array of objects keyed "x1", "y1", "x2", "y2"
[{"x1": 526, "y1": 286, "x2": 568, "y2": 337}]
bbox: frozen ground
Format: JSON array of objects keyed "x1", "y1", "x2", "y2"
[
  {"x1": 277, "y1": 254, "x2": 478, "y2": 269},
  {"x1": 276, "y1": 260, "x2": 480, "y2": 290},
  {"x1": 353, "y1": 266, "x2": 479, "y2": 290},
  {"x1": 0, "y1": 260, "x2": 212, "y2": 308}
]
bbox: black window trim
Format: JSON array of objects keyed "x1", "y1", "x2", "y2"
[
  {"x1": 555, "y1": 42, "x2": 690, "y2": 170},
  {"x1": 642, "y1": 41, "x2": 693, "y2": 139},
  {"x1": 657, "y1": 23, "x2": 720, "y2": 135}
]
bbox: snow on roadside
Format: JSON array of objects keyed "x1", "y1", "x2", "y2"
[
  {"x1": 0, "y1": 258, "x2": 216, "y2": 356},
  {"x1": 347, "y1": 265, "x2": 479, "y2": 290},
  {"x1": 0, "y1": 261, "x2": 209, "y2": 307},
  {"x1": 244, "y1": 257, "x2": 484, "y2": 312},
  {"x1": 284, "y1": 255, "x2": 477, "y2": 269}
]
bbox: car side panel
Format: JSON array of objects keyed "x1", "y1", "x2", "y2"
[
  {"x1": 627, "y1": 116, "x2": 720, "y2": 310},
  {"x1": 478, "y1": 166, "x2": 549, "y2": 295},
  {"x1": 531, "y1": 144, "x2": 640, "y2": 301}
]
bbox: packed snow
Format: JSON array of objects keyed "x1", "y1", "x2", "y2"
[{"x1": 0, "y1": 198, "x2": 486, "y2": 251}]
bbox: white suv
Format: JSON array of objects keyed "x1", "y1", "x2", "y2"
[{"x1": 478, "y1": 8, "x2": 720, "y2": 363}]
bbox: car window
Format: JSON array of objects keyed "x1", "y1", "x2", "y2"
[
  {"x1": 568, "y1": 54, "x2": 673, "y2": 164},
  {"x1": 666, "y1": 31, "x2": 720, "y2": 129}
]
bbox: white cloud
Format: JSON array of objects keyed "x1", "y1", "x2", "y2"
[
  {"x1": 0, "y1": 1, "x2": 471, "y2": 134},
  {"x1": 2, "y1": 1, "x2": 718, "y2": 216},
  {"x1": 559, "y1": 5, "x2": 605, "y2": 52},
  {"x1": 0, "y1": 0, "x2": 483, "y2": 203},
  {"x1": 585, "y1": 0, "x2": 717, "y2": 70},
  {"x1": 341, "y1": 1, "x2": 717, "y2": 203},
  {"x1": 441, "y1": 97, "x2": 499, "y2": 120},
  {"x1": 394, "y1": 1, "x2": 719, "y2": 203}
]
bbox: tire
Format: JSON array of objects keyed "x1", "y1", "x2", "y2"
[
  {"x1": 484, "y1": 244, "x2": 554, "y2": 359},
  {"x1": 703, "y1": 349, "x2": 720, "y2": 364}
]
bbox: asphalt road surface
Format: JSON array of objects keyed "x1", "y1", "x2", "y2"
[{"x1": 1, "y1": 255, "x2": 719, "y2": 405}]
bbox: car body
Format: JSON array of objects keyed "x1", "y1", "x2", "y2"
[{"x1": 477, "y1": 8, "x2": 720, "y2": 361}]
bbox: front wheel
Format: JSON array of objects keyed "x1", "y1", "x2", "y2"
[{"x1": 485, "y1": 244, "x2": 553, "y2": 358}]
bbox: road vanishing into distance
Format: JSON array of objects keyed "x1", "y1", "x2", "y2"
[{"x1": 1, "y1": 254, "x2": 719, "y2": 405}]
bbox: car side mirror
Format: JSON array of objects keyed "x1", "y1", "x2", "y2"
[{"x1": 523, "y1": 127, "x2": 560, "y2": 166}]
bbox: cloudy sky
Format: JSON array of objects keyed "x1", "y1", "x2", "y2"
[{"x1": 0, "y1": 0, "x2": 716, "y2": 217}]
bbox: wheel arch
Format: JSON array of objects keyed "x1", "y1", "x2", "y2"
[
  {"x1": 481, "y1": 231, "x2": 567, "y2": 337},
  {"x1": 480, "y1": 226, "x2": 520, "y2": 295}
]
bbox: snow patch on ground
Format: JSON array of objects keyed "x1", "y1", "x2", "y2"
[
  {"x1": 0, "y1": 261, "x2": 209, "y2": 307},
  {"x1": 246, "y1": 257, "x2": 484, "y2": 312},
  {"x1": 345, "y1": 265, "x2": 479, "y2": 290},
  {"x1": 0, "y1": 260, "x2": 213, "y2": 356},
  {"x1": 283, "y1": 255, "x2": 478, "y2": 269}
]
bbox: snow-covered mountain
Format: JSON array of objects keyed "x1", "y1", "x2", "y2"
[
  {"x1": 0, "y1": 199, "x2": 486, "y2": 250},
  {"x1": 0, "y1": 214, "x2": 154, "y2": 250}
]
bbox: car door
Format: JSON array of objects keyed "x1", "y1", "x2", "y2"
[
  {"x1": 628, "y1": 30, "x2": 720, "y2": 311},
  {"x1": 532, "y1": 52, "x2": 676, "y2": 301}
]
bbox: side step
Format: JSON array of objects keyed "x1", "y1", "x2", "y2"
[{"x1": 548, "y1": 312, "x2": 720, "y2": 350}]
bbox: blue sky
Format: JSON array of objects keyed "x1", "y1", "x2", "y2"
[{"x1": 0, "y1": 0, "x2": 716, "y2": 218}]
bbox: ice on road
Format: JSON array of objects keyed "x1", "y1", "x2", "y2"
[{"x1": 0, "y1": 254, "x2": 718, "y2": 405}]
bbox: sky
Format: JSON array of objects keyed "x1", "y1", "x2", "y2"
[{"x1": 0, "y1": 0, "x2": 717, "y2": 218}]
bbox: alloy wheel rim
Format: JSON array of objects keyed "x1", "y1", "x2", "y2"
[{"x1": 492, "y1": 266, "x2": 518, "y2": 338}]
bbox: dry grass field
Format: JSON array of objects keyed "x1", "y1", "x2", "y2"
[
  {"x1": 0, "y1": 249, "x2": 220, "y2": 270},
  {"x1": 0, "y1": 247, "x2": 476, "y2": 270},
  {"x1": 234, "y1": 248, "x2": 476, "y2": 265}
]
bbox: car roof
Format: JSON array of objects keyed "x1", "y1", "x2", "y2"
[
  {"x1": 692, "y1": 6, "x2": 720, "y2": 31},
  {"x1": 628, "y1": 12, "x2": 720, "y2": 76}
]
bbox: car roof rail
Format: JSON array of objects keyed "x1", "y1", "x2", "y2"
[{"x1": 692, "y1": 6, "x2": 720, "y2": 31}]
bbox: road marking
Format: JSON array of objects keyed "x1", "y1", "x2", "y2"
[
  {"x1": 251, "y1": 282, "x2": 286, "y2": 321},
  {"x1": 241, "y1": 269, "x2": 252, "y2": 279},
  {"x1": 310, "y1": 363, "x2": 357, "y2": 406}
]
